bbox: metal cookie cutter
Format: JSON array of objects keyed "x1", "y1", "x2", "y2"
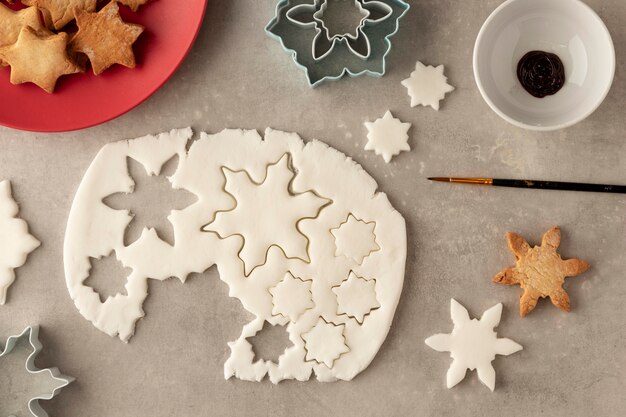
[
  {"x1": 1, "y1": 325, "x2": 74, "y2": 417},
  {"x1": 266, "y1": 0, "x2": 410, "y2": 87}
]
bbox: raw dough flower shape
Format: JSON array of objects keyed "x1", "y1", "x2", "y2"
[
  {"x1": 269, "y1": 272, "x2": 314, "y2": 322},
  {"x1": 0, "y1": 325, "x2": 74, "y2": 417},
  {"x1": 203, "y1": 154, "x2": 330, "y2": 275},
  {"x1": 331, "y1": 214, "x2": 379, "y2": 264},
  {"x1": 65, "y1": 128, "x2": 407, "y2": 383},
  {"x1": 364, "y1": 110, "x2": 411, "y2": 163},
  {"x1": 0, "y1": 180, "x2": 40, "y2": 305},
  {"x1": 302, "y1": 318, "x2": 350, "y2": 368},
  {"x1": 402, "y1": 61, "x2": 455, "y2": 111},
  {"x1": 287, "y1": 0, "x2": 393, "y2": 61},
  {"x1": 425, "y1": 299, "x2": 523, "y2": 392},
  {"x1": 493, "y1": 226, "x2": 590, "y2": 317},
  {"x1": 332, "y1": 272, "x2": 380, "y2": 324},
  {"x1": 266, "y1": 0, "x2": 410, "y2": 86}
]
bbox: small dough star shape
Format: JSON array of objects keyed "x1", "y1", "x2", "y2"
[
  {"x1": 0, "y1": 181, "x2": 40, "y2": 305},
  {"x1": 69, "y1": 1, "x2": 144, "y2": 75},
  {"x1": 269, "y1": 272, "x2": 314, "y2": 322},
  {"x1": 364, "y1": 110, "x2": 411, "y2": 163},
  {"x1": 425, "y1": 299, "x2": 523, "y2": 392},
  {"x1": 0, "y1": 4, "x2": 46, "y2": 51},
  {"x1": 332, "y1": 272, "x2": 380, "y2": 324},
  {"x1": 331, "y1": 214, "x2": 379, "y2": 264},
  {"x1": 302, "y1": 318, "x2": 350, "y2": 368},
  {"x1": 203, "y1": 154, "x2": 330, "y2": 275},
  {"x1": 0, "y1": 27, "x2": 82, "y2": 93},
  {"x1": 402, "y1": 61, "x2": 455, "y2": 111},
  {"x1": 22, "y1": 0, "x2": 96, "y2": 30},
  {"x1": 493, "y1": 226, "x2": 590, "y2": 317}
]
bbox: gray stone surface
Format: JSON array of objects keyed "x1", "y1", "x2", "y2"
[{"x1": 0, "y1": 0, "x2": 624, "y2": 416}]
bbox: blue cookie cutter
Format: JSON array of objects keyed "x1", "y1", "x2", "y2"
[
  {"x1": 1, "y1": 325, "x2": 74, "y2": 417},
  {"x1": 266, "y1": 0, "x2": 410, "y2": 87}
]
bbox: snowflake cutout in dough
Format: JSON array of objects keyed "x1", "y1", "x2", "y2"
[
  {"x1": 203, "y1": 154, "x2": 330, "y2": 275},
  {"x1": 402, "y1": 61, "x2": 455, "y2": 111},
  {"x1": 302, "y1": 318, "x2": 350, "y2": 368},
  {"x1": 0, "y1": 180, "x2": 40, "y2": 305},
  {"x1": 331, "y1": 214, "x2": 380, "y2": 264},
  {"x1": 269, "y1": 272, "x2": 314, "y2": 322},
  {"x1": 364, "y1": 111, "x2": 411, "y2": 163},
  {"x1": 425, "y1": 299, "x2": 523, "y2": 392},
  {"x1": 332, "y1": 272, "x2": 380, "y2": 324}
]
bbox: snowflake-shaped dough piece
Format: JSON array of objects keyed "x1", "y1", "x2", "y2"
[
  {"x1": 269, "y1": 272, "x2": 314, "y2": 322},
  {"x1": 0, "y1": 180, "x2": 40, "y2": 305},
  {"x1": 364, "y1": 111, "x2": 411, "y2": 163},
  {"x1": 332, "y1": 272, "x2": 380, "y2": 324},
  {"x1": 425, "y1": 299, "x2": 522, "y2": 392},
  {"x1": 331, "y1": 214, "x2": 380, "y2": 264},
  {"x1": 1, "y1": 325, "x2": 74, "y2": 417},
  {"x1": 203, "y1": 154, "x2": 329, "y2": 275},
  {"x1": 402, "y1": 61, "x2": 455, "y2": 111},
  {"x1": 302, "y1": 318, "x2": 350, "y2": 368}
]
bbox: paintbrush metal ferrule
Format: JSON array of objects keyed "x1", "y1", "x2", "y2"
[{"x1": 428, "y1": 177, "x2": 493, "y2": 185}]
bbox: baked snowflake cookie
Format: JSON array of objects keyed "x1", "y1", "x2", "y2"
[{"x1": 64, "y1": 128, "x2": 407, "y2": 383}]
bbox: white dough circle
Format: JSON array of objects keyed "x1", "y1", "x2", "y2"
[{"x1": 64, "y1": 128, "x2": 407, "y2": 383}]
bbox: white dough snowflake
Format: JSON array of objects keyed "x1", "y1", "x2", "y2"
[
  {"x1": 269, "y1": 272, "x2": 314, "y2": 322},
  {"x1": 302, "y1": 318, "x2": 350, "y2": 368},
  {"x1": 333, "y1": 272, "x2": 380, "y2": 324},
  {"x1": 203, "y1": 154, "x2": 329, "y2": 275},
  {"x1": 425, "y1": 299, "x2": 523, "y2": 392},
  {"x1": 364, "y1": 111, "x2": 411, "y2": 163},
  {"x1": 0, "y1": 180, "x2": 40, "y2": 305},
  {"x1": 402, "y1": 61, "x2": 455, "y2": 111},
  {"x1": 331, "y1": 214, "x2": 380, "y2": 264}
]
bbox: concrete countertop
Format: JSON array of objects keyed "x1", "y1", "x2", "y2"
[{"x1": 0, "y1": 0, "x2": 624, "y2": 416}]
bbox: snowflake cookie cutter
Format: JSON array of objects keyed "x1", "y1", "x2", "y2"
[
  {"x1": 266, "y1": 0, "x2": 410, "y2": 87},
  {"x1": 1, "y1": 325, "x2": 74, "y2": 417}
]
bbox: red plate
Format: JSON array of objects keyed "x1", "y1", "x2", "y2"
[{"x1": 0, "y1": 0, "x2": 207, "y2": 132}]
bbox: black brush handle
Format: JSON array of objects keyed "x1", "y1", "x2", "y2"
[{"x1": 493, "y1": 179, "x2": 626, "y2": 194}]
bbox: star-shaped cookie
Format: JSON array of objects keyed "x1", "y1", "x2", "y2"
[
  {"x1": 22, "y1": 0, "x2": 97, "y2": 30},
  {"x1": 401, "y1": 61, "x2": 455, "y2": 111},
  {"x1": 493, "y1": 226, "x2": 590, "y2": 317},
  {"x1": 0, "y1": 4, "x2": 45, "y2": 48},
  {"x1": 118, "y1": 0, "x2": 151, "y2": 12},
  {"x1": 364, "y1": 110, "x2": 411, "y2": 163},
  {"x1": 0, "y1": 26, "x2": 82, "y2": 93},
  {"x1": 69, "y1": 1, "x2": 144, "y2": 75}
]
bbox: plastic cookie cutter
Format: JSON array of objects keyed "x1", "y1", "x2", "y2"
[
  {"x1": 0, "y1": 325, "x2": 74, "y2": 417},
  {"x1": 286, "y1": 0, "x2": 393, "y2": 61},
  {"x1": 266, "y1": 0, "x2": 410, "y2": 87}
]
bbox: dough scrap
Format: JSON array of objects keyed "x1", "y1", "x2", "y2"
[{"x1": 64, "y1": 128, "x2": 407, "y2": 382}]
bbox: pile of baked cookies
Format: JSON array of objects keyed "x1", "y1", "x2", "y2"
[{"x1": 0, "y1": 0, "x2": 150, "y2": 93}]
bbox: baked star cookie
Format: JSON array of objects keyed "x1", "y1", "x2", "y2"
[
  {"x1": 69, "y1": 1, "x2": 144, "y2": 75},
  {"x1": 118, "y1": 0, "x2": 151, "y2": 12},
  {"x1": 493, "y1": 226, "x2": 590, "y2": 317},
  {"x1": 0, "y1": 5, "x2": 45, "y2": 48},
  {"x1": 0, "y1": 26, "x2": 82, "y2": 93},
  {"x1": 21, "y1": 0, "x2": 97, "y2": 30}
]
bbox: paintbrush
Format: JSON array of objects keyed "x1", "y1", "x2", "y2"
[{"x1": 428, "y1": 177, "x2": 626, "y2": 194}]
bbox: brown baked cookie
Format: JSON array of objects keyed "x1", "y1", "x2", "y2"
[
  {"x1": 0, "y1": 4, "x2": 46, "y2": 66},
  {"x1": 69, "y1": 1, "x2": 144, "y2": 75},
  {"x1": 0, "y1": 26, "x2": 82, "y2": 93},
  {"x1": 117, "y1": 0, "x2": 150, "y2": 12},
  {"x1": 22, "y1": 0, "x2": 97, "y2": 30},
  {"x1": 493, "y1": 226, "x2": 590, "y2": 317}
]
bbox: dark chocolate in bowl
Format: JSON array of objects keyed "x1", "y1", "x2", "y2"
[{"x1": 517, "y1": 50, "x2": 566, "y2": 98}]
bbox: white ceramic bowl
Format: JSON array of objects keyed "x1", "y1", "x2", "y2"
[{"x1": 473, "y1": 0, "x2": 615, "y2": 131}]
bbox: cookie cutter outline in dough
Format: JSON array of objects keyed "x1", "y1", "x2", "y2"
[
  {"x1": 0, "y1": 325, "x2": 74, "y2": 417},
  {"x1": 330, "y1": 213, "x2": 380, "y2": 265},
  {"x1": 266, "y1": 0, "x2": 410, "y2": 87},
  {"x1": 331, "y1": 271, "x2": 380, "y2": 325},
  {"x1": 301, "y1": 316, "x2": 351, "y2": 368},
  {"x1": 201, "y1": 152, "x2": 333, "y2": 276},
  {"x1": 287, "y1": 0, "x2": 393, "y2": 61}
]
